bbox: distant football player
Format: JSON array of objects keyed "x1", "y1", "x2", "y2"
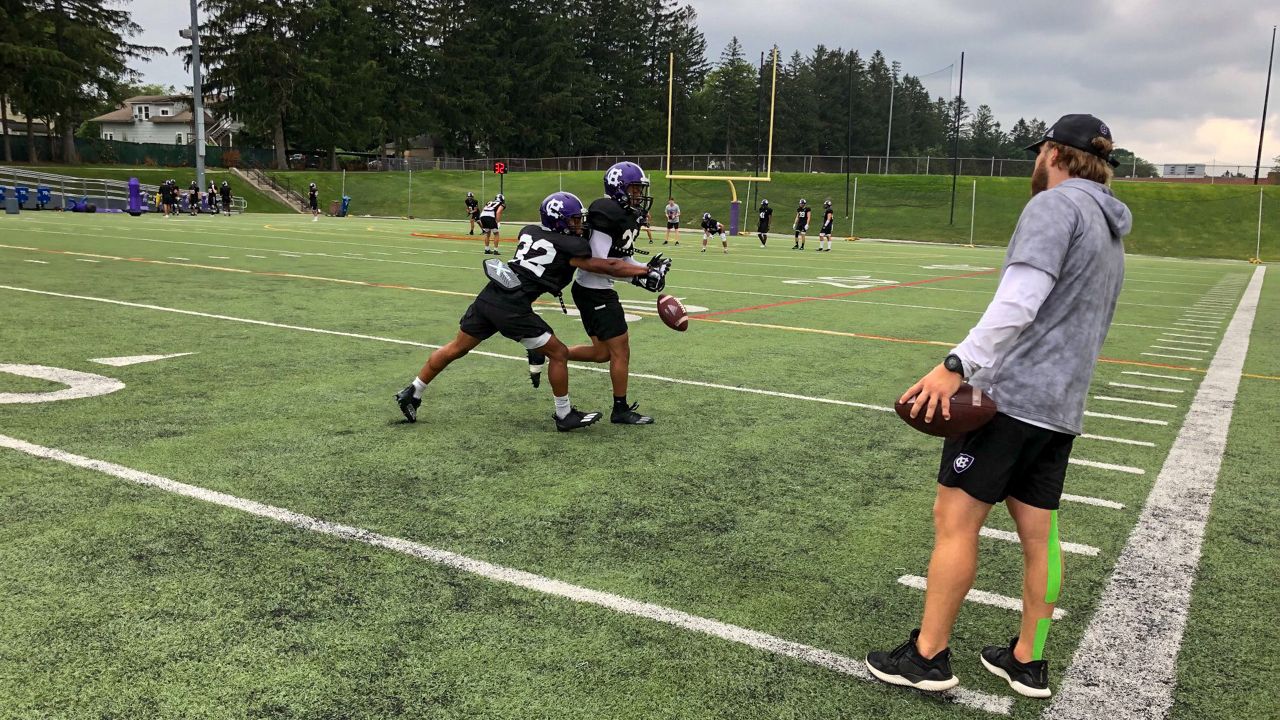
[
  {"x1": 640, "y1": 209, "x2": 655, "y2": 244},
  {"x1": 207, "y1": 181, "x2": 220, "y2": 214},
  {"x1": 701, "y1": 212, "x2": 727, "y2": 253},
  {"x1": 161, "y1": 180, "x2": 175, "y2": 218},
  {"x1": 792, "y1": 198, "x2": 811, "y2": 250},
  {"x1": 308, "y1": 182, "x2": 320, "y2": 221},
  {"x1": 817, "y1": 199, "x2": 835, "y2": 251},
  {"x1": 757, "y1": 198, "x2": 772, "y2": 246},
  {"x1": 663, "y1": 197, "x2": 681, "y2": 245},
  {"x1": 562, "y1": 161, "x2": 671, "y2": 425},
  {"x1": 394, "y1": 192, "x2": 666, "y2": 431},
  {"x1": 479, "y1": 194, "x2": 505, "y2": 254},
  {"x1": 220, "y1": 180, "x2": 232, "y2": 215},
  {"x1": 187, "y1": 180, "x2": 200, "y2": 216},
  {"x1": 465, "y1": 191, "x2": 480, "y2": 235}
]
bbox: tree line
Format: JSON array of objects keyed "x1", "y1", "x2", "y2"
[{"x1": 2, "y1": 0, "x2": 1159, "y2": 174}]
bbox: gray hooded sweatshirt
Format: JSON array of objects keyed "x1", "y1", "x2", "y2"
[{"x1": 971, "y1": 178, "x2": 1133, "y2": 435}]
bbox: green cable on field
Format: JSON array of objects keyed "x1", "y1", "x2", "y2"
[{"x1": 1032, "y1": 509, "x2": 1062, "y2": 661}]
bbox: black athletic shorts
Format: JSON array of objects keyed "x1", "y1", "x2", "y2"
[
  {"x1": 571, "y1": 282, "x2": 628, "y2": 341},
  {"x1": 757, "y1": 222, "x2": 770, "y2": 233},
  {"x1": 795, "y1": 223, "x2": 808, "y2": 234},
  {"x1": 937, "y1": 413, "x2": 1075, "y2": 510},
  {"x1": 470, "y1": 209, "x2": 481, "y2": 220},
  {"x1": 667, "y1": 221, "x2": 679, "y2": 229},
  {"x1": 479, "y1": 215, "x2": 499, "y2": 231},
  {"x1": 458, "y1": 284, "x2": 553, "y2": 349},
  {"x1": 820, "y1": 221, "x2": 834, "y2": 235},
  {"x1": 309, "y1": 197, "x2": 318, "y2": 211}
]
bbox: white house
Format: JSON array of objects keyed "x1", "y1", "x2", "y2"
[{"x1": 89, "y1": 95, "x2": 239, "y2": 146}]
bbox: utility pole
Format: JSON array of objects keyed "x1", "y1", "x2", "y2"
[
  {"x1": 885, "y1": 60, "x2": 900, "y2": 174},
  {"x1": 949, "y1": 52, "x2": 965, "y2": 225},
  {"x1": 181, "y1": 0, "x2": 206, "y2": 191}
]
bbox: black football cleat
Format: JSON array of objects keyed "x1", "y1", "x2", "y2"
[
  {"x1": 981, "y1": 637, "x2": 1051, "y2": 698},
  {"x1": 611, "y1": 402, "x2": 654, "y2": 425},
  {"x1": 395, "y1": 385, "x2": 421, "y2": 423},
  {"x1": 554, "y1": 407, "x2": 602, "y2": 432},
  {"x1": 865, "y1": 629, "x2": 959, "y2": 692}
]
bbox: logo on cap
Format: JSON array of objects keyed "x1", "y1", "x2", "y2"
[
  {"x1": 1099, "y1": 122, "x2": 1110, "y2": 136},
  {"x1": 1046, "y1": 128, "x2": 1055, "y2": 138},
  {"x1": 953, "y1": 453, "x2": 975, "y2": 474}
]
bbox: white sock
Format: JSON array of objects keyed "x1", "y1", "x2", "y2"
[
  {"x1": 529, "y1": 363, "x2": 543, "y2": 374},
  {"x1": 554, "y1": 395, "x2": 571, "y2": 419},
  {"x1": 411, "y1": 377, "x2": 427, "y2": 399}
]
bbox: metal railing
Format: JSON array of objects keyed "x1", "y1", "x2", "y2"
[
  {"x1": 0, "y1": 166, "x2": 248, "y2": 213},
  {"x1": 247, "y1": 167, "x2": 307, "y2": 210}
]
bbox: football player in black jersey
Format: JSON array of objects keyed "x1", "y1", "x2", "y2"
[
  {"x1": 479, "y1": 194, "x2": 505, "y2": 254},
  {"x1": 561, "y1": 161, "x2": 670, "y2": 425},
  {"x1": 817, "y1": 199, "x2": 836, "y2": 251},
  {"x1": 220, "y1": 181, "x2": 233, "y2": 215},
  {"x1": 792, "y1": 198, "x2": 811, "y2": 249},
  {"x1": 756, "y1": 199, "x2": 772, "y2": 246},
  {"x1": 700, "y1": 212, "x2": 727, "y2": 253},
  {"x1": 207, "y1": 181, "x2": 219, "y2": 214},
  {"x1": 395, "y1": 192, "x2": 668, "y2": 431},
  {"x1": 465, "y1": 191, "x2": 480, "y2": 235},
  {"x1": 309, "y1": 182, "x2": 320, "y2": 221},
  {"x1": 188, "y1": 180, "x2": 200, "y2": 216}
]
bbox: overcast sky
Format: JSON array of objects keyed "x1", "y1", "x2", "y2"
[{"x1": 131, "y1": 0, "x2": 1277, "y2": 168}]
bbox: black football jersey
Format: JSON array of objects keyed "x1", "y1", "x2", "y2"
[
  {"x1": 797, "y1": 205, "x2": 811, "y2": 220},
  {"x1": 759, "y1": 205, "x2": 773, "y2": 221},
  {"x1": 586, "y1": 197, "x2": 641, "y2": 258},
  {"x1": 823, "y1": 208, "x2": 834, "y2": 223},
  {"x1": 508, "y1": 224, "x2": 592, "y2": 296},
  {"x1": 465, "y1": 197, "x2": 478, "y2": 209},
  {"x1": 309, "y1": 188, "x2": 318, "y2": 201},
  {"x1": 701, "y1": 216, "x2": 719, "y2": 231}
]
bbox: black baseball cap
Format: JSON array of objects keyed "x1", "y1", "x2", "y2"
[{"x1": 1025, "y1": 114, "x2": 1119, "y2": 167}]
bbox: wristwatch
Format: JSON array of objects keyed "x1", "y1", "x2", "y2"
[{"x1": 943, "y1": 353, "x2": 965, "y2": 377}]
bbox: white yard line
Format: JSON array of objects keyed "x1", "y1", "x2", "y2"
[
  {"x1": 22, "y1": 260, "x2": 48, "y2": 264},
  {"x1": 1107, "y1": 382, "x2": 1183, "y2": 394},
  {"x1": 1150, "y1": 344, "x2": 1207, "y2": 354},
  {"x1": 1159, "y1": 330, "x2": 1216, "y2": 338},
  {"x1": 1092, "y1": 396, "x2": 1178, "y2": 409},
  {"x1": 1079, "y1": 434, "x2": 1156, "y2": 448},
  {"x1": 979, "y1": 527, "x2": 1101, "y2": 556},
  {"x1": 75, "y1": 259, "x2": 99, "y2": 263},
  {"x1": 897, "y1": 576, "x2": 1067, "y2": 619},
  {"x1": 1051, "y1": 265, "x2": 1265, "y2": 720},
  {"x1": 1082, "y1": 411, "x2": 1168, "y2": 426},
  {"x1": 1060, "y1": 493, "x2": 1126, "y2": 510},
  {"x1": 1121, "y1": 371, "x2": 1193, "y2": 382},
  {"x1": 0, "y1": 433, "x2": 1011, "y2": 716},
  {"x1": 1068, "y1": 458, "x2": 1145, "y2": 475},
  {"x1": 1142, "y1": 352, "x2": 1204, "y2": 361},
  {"x1": 1155, "y1": 338, "x2": 1212, "y2": 346}
]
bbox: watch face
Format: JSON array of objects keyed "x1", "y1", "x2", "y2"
[{"x1": 945, "y1": 355, "x2": 963, "y2": 373}]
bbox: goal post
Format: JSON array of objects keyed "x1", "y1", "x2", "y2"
[{"x1": 665, "y1": 47, "x2": 779, "y2": 235}]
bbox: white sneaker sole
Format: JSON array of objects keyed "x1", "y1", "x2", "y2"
[
  {"x1": 980, "y1": 655, "x2": 1052, "y2": 698},
  {"x1": 865, "y1": 659, "x2": 959, "y2": 692}
]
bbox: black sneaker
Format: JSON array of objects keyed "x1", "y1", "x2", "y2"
[
  {"x1": 527, "y1": 350, "x2": 546, "y2": 389},
  {"x1": 865, "y1": 629, "x2": 959, "y2": 692},
  {"x1": 395, "y1": 385, "x2": 421, "y2": 423},
  {"x1": 981, "y1": 637, "x2": 1051, "y2": 698},
  {"x1": 554, "y1": 407, "x2": 602, "y2": 432},
  {"x1": 791, "y1": 244, "x2": 799, "y2": 250},
  {"x1": 611, "y1": 402, "x2": 654, "y2": 425}
]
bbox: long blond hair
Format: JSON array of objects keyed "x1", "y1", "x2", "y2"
[{"x1": 1046, "y1": 137, "x2": 1115, "y2": 185}]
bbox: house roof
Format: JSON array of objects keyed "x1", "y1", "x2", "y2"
[
  {"x1": 151, "y1": 109, "x2": 215, "y2": 124},
  {"x1": 125, "y1": 94, "x2": 187, "y2": 104},
  {"x1": 89, "y1": 108, "x2": 135, "y2": 123}
]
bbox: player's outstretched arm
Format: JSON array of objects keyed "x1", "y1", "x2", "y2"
[{"x1": 570, "y1": 256, "x2": 649, "y2": 278}]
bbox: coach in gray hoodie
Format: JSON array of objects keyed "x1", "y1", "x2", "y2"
[{"x1": 866, "y1": 114, "x2": 1132, "y2": 699}]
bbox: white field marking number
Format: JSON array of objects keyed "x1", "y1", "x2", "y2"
[
  {"x1": 0, "y1": 364, "x2": 125, "y2": 404},
  {"x1": 782, "y1": 276, "x2": 899, "y2": 290},
  {"x1": 513, "y1": 234, "x2": 557, "y2": 277}
]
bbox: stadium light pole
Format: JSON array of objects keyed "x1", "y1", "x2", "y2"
[
  {"x1": 181, "y1": 0, "x2": 206, "y2": 192},
  {"x1": 752, "y1": 51, "x2": 765, "y2": 211},
  {"x1": 1254, "y1": 25, "x2": 1276, "y2": 185},
  {"x1": 949, "y1": 51, "x2": 965, "y2": 225},
  {"x1": 845, "y1": 56, "x2": 853, "y2": 217}
]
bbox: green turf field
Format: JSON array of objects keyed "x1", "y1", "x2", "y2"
[
  {"x1": 0, "y1": 212, "x2": 1275, "y2": 719},
  {"x1": 15, "y1": 165, "x2": 294, "y2": 214},
  {"x1": 269, "y1": 169, "x2": 1280, "y2": 261}
]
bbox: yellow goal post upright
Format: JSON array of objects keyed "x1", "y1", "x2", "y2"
[{"x1": 665, "y1": 47, "x2": 778, "y2": 236}]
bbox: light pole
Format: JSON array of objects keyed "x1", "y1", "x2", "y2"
[
  {"x1": 885, "y1": 60, "x2": 899, "y2": 174},
  {"x1": 179, "y1": 0, "x2": 206, "y2": 192}
]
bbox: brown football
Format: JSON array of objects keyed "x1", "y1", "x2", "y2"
[
  {"x1": 894, "y1": 383, "x2": 998, "y2": 438},
  {"x1": 657, "y1": 294, "x2": 688, "y2": 332}
]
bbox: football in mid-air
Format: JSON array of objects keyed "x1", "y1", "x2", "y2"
[
  {"x1": 895, "y1": 383, "x2": 997, "y2": 438},
  {"x1": 657, "y1": 294, "x2": 688, "y2": 331}
]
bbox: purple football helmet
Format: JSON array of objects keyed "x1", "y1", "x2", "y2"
[
  {"x1": 540, "y1": 192, "x2": 586, "y2": 234},
  {"x1": 603, "y1": 161, "x2": 653, "y2": 214}
]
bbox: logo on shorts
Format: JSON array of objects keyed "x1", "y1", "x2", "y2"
[{"x1": 953, "y1": 453, "x2": 975, "y2": 474}]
